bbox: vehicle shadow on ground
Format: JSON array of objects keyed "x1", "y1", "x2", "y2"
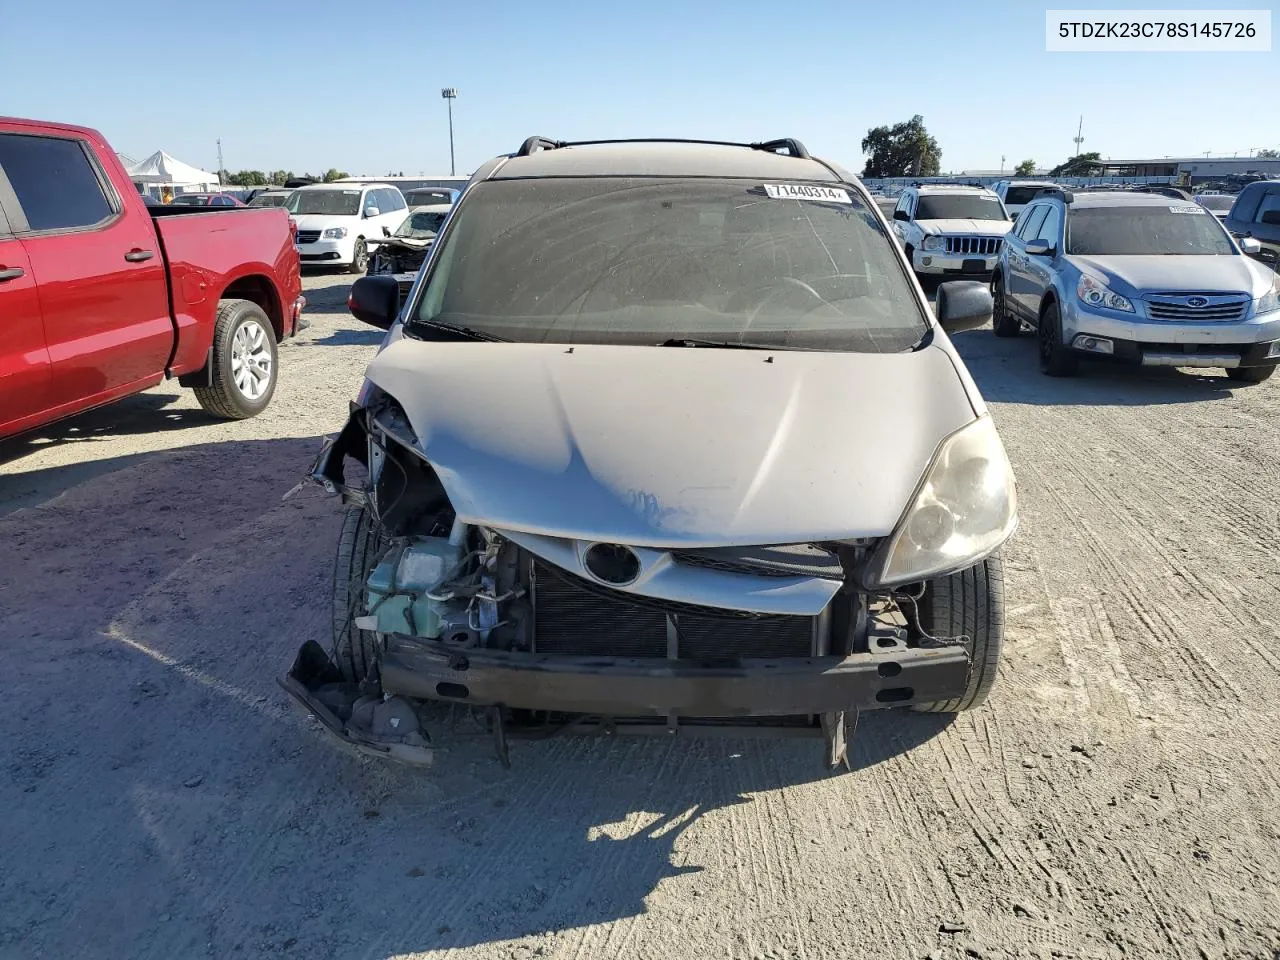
[
  {"x1": 951, "y1": 328, "x2": 1238, "y2": 406},
  {"x1": 303, "y1": 327, "x2": 385, "y2": 347},
  {"x1": 299, "y1": 280, "x2": 354, "y2": 315},
  {"x1": 0, "y1": 433, "x2": 955, "y2": 958}
]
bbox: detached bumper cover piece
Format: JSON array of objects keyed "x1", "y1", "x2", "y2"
[{"x1": 378, "y1": 635, "x2": 972, "y2": 717}]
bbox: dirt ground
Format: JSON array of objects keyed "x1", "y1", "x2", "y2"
[{"x1": 3, "y1": 271, "x2": 1280, "y2": 960}]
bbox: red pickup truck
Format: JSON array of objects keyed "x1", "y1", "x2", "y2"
[{"x1": 0, "y1": 116, "x2": 304, "y2": 440}]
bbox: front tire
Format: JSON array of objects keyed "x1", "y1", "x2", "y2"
[
  {"x1": 1037, "y1": 301, "x2": 1078, "y2": 377},
  {"x1": 349, "y1": 239, "x2": 369, "y2": 275},
  {"x1": 910, "y1": 554, "x2": 1005, "y2": 713},
  {"x1": 332, "y1": 504, "x2": 390, "y2": 684},
  {"x1": 992, "y1": 276, "x2": 1020, "y2": 337},
  {"x1": 1227, "y1": 365, "x2": 1276, "y2": 384},
  {"x1": 192, "y1": 299, "x2": 278, "y2": 419}
]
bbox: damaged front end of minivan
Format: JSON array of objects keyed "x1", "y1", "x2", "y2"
[{"x1": 282, "y1": 336, "x2": 1017, "y2": 771}]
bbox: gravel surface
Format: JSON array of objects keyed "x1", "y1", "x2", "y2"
[{"x1": 3, "y1": 271, "x2": 1280, "y2": 960}]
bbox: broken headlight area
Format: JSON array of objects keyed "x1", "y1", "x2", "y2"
[{"x1": 289, "y1": 403, "x2": 979, "y2": 770}]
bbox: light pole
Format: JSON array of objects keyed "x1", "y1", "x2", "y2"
[{"x1": 441, "y1": 88, "x2": 458, "y2": 176}]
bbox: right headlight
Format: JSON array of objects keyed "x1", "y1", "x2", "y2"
[
  {"x1": 867, "y1": 416, "x2": 1017, "y2": 588},
  {"x1": 922, "y1": 234, "x2": 946, "y2": 251},
  {"x1": 1077, "y1": 274, "x2": 1134, "y2": 313}
]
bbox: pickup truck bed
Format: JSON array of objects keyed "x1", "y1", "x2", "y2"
[{"x1": 0, "y1": 116, "x2": 303, "y2": 440}]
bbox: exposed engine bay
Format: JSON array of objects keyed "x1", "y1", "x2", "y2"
[
  {"x1": 367, "y1": 206, "x2": 449, "y2": 299},
  {"x1": 282, "y1": 393, "x2": 980, "y2": 771}
]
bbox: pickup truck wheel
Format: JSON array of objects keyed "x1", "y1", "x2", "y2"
[
  {"x1": 332, "y1": 504, "x2": 390, "y2": 684},
  {"x1": 193, "y1": 299, "x2": 278, "y2": 419},
  {"x1": 1227, "y1": 365, "x2": 1276, "y2": 384},
  {"x1": 909, "y1": 553, "x2": 1005, "y2": 713},
  {"x1": 992, "y1": 277, "x2": 1020, "y2": 337},
  {"x1": 1037, "y1": 302, "x2": 1078, "y2": 377},
  {"x1": 349, "y1": 239, "x2": 369, "y2": 275}
]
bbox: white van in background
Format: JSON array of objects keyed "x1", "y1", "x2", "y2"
[{"x1": 286, "y1": 183, "x2": 409, "y2": 273}]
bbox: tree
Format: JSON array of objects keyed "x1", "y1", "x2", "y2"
[
  {"x1": 1257, "y1": 148, "x2": 1279, "y2": 159},
  {"x1": 322, "y1": 168, "x2": 349, "y2": 182},
  {"x1": 268, "y1": 170, "x2": 294, "y2": 186},
  {"x1": 861, "y1": 115, "x2": 941, "y2": 178},
  {"x1": 1014, "y1": 159, "x2": 1037, "y2": 176},
  {"x1": 1048, "y1": 152, "x2": 1103, "y2": 177}
]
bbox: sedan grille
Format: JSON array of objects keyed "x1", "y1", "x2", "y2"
[
  {"x1": 671, "y1": 544, "x2": 843, "y2": 579},
  {"x1": 1145, "y1": 292, "x2": 1249, "y2": 321},
  {"x1": 944, "y1": 236, "x2": 1002, "y2": 255},
  {"x1": 295, "y1": 230, "x2": 321, "y2": 244},
  {"x1": 530, "y1": 559, "x2": 815, "y2": 660}
]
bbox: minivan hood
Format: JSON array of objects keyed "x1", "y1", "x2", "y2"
[
  {"x1": 365, "y1": 340, "x2": 978, "y2": 547},
  {"x1": 919, "y1": 219, "x2": 1013, "y2": 236},
  {"x1": 1069, "y1": 254, "x2": 1268, "y2": 295},
  {"x1": 291, "y1": 213, "x2": 357, "y2": 229}
]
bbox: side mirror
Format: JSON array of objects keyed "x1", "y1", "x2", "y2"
[
  {"x1": 1239, "y1": 236, "x2": 1262, "y2": 255},
  {"x1": 935, "y1": 280, "x2": 993, "y2": 334},
  {"x1": 364, "y1": 206, "x2": 380, "y2": 218},
  {"x1": 893, "y1": 209, "x2": 910, "y2": 222},
  {"x1": 1025, "y1": 239, "x2": 1055, "y2": 257},
  {"x1": 347, "y1": 275, "x2": 399, "y2": 330},
  {"x1": 1261, "y1": 210, "x2": 1280, "y2": 226}
]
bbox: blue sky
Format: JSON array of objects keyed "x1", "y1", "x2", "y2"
[{"x1": 2, "y1": 0, "x2": 1276, "y2": 176}]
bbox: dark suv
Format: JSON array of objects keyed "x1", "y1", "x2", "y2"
[{"x1": 1223, "y1": 180, "x2": 1280, "y2": 269}]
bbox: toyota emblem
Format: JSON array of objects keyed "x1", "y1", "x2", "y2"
[{"x1": 1186, "y1": 296, "x2": 1208, "y2": 307}]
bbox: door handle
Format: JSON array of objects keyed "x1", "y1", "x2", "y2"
[
  {"x1": 124, "y1": 249, "x2": 155, "y2": 262},
  {"x1": 0, "y1": 266, "x2": 24, "y2": 282}
]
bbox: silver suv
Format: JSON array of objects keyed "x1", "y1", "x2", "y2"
[{"x1": 993, "y1": 188, "x2": 1280, "y2": 383}]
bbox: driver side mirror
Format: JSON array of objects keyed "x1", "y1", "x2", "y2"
[
  {"x1": 1025, "y1": 239, "x2": 1056, "y2": 257},
  {"x1": 893, "y1": 209, "x2": 910, "y2": 222},
  {"x1": 347, "y1": 275, "x2": 399, "y2": 330},
  {"x1": 364, "y1": 205, "x2": 381, "y2": 218},
  {"x1": 935, "y1": 281, "x2": 993, "y2": 334},
  {"x1": 1239, "y1": 236, "x2": 1262, "y2": 255}
]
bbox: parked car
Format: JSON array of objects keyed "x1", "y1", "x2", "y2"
[
  {"x1": 284, "y1": 182, "x2": 409, "y2": 273},
  {"x1": 891, "y1": 184, "x2": 1013, "y2": 280},
  {"x1": 284, "y1": 135, "x2": 1019, "y2": 769},
  {"x1": 247, "y1": 188, "x2": 293, "y2": 208},
  {"x1": 171, "y1": 192, "x2": 245, "y2": 207},
  {"x1": 403, "y1": 187, "x2": 460, "y2": 208},
  {"x1": 1132, "y1": 184, "x2": 1194, "y2": 201},
  {"x1": 1222, "y1": 179, "x2": 1280, "y2": 269},
  {"x1": 366, "y1": 203, "x2": 451, "y2": 300},
  {"x1": 991, "y1": 189, "x2": 1279, "y2": 383},
  {"x1": 0, "y1": 116, "x2": 305, "y2": 440},
  {"x1": 991, "y1": 179, "x2": 1058, "y2": 219},
  {"x1": 1194, "y1": 193, "x2": 1236, "y2": 220}
]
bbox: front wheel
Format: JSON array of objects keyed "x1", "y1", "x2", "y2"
[
  {"x1": 909, "y1": 554, "x2": 1005, "y2": 713},
  {"x1": 192, "y1": 299, "x2": 278, "y2": 419},
  {"x1": 349, "y1": 239, "x2": 369, "y2": 275},
  {"x1": 1038, "y1": 302, "x2": 1078, "y2": 377},
  {"x1": 992, "y1": 276, "x2": 1020, "y2": 337},
  {"x1": 332, "y1": 504, "x2": 391, "y2": 684},
  {"x1": 1227, "y1": 365, "x2": 1276, "y2": 384}
]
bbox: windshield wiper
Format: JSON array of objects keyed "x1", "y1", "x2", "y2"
[
  {"x1": 407, "y1": 318, "x2": 509, "y2": 342},
  {"x1": 658, "y1": 337, "x2": 787, "y2": 350}
]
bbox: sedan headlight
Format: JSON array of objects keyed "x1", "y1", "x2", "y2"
[
  {"x1": 1077, "y1": 274, "x2": 1134, "y2": 313},
  {"x1": 1256, "y1": 276, "x2": 1280, "y2": 316},
  {"x1": 867, "y1": 416, "x2": 1017, "y2": 588},
  {"x1": 922, "y1": 235, "x2": 946, "y2": 252},
  {"x1": 322, "y1": 226, "x2": 348, "y2": 239}
]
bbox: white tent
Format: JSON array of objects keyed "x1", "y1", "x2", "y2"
[{"x1": 127, "y1": 151, "x2": 220, "y2": 191}]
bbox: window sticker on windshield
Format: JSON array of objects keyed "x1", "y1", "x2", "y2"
[
  {"x1": 343, "y1": 190, "x2": 360, "y2": 195},
  {"x1": 763, "y1": 183, "x2": 851, "y2": 205},
  {"x1": 1169, "y1": 205, "x2": 1205, "y2": 214}
]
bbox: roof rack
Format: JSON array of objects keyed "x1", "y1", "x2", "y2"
[{"x1": 512, "y1": 137, "x2": 811, "y2": 159}]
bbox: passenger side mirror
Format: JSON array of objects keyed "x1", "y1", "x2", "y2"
[
  {"x1": 1239, "y1": 236, "x2": 1262, "y2": 255},
  {"x1": 935, "y1": 281, "x2": 993, "y2": 334},
  {"x1": 364, "y1": 205, "x2": 381, "y2": 218},
  {"x1": 347, "y1": 275, "x2": 399, "y2": 330},
  {"x1": 893, "y1": 209, "x2": 910, "y2": 222},
  {"x1": 1025, "y1": 239, "x2": 1055, "y2": 257},
  {"x1": 1261, "y1": 210, "x2": 1280, "y2": 225}
]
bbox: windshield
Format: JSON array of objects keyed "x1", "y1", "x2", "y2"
[
  {"x1": 285, "y1": 189, "x2": 361, "y2": 216},
  {"x1": 396, "y1": 211, "x2": 447, "y2": 238},
  {"x1": 915, "y1": 194, "x2": 1008, "y2": 221},
  {"x1": 412, "y1": 177, "x2": 927, "y2": 352},
  {"x1": 406, "y1": 190, "x2": 455, "y2": 205},
  {"x1": 1196, "y1": 195, "x2": 1235, "y2": 213},
  {"x1": 1005, "y1": 186, "x2": 1052, "y2": 205},
  {"x1": 1067, "y1": 205, "x2": 1235, "y2": 256},
  {"x1": 250, "y1": 193, "x2": 289, "y2": 207}
]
